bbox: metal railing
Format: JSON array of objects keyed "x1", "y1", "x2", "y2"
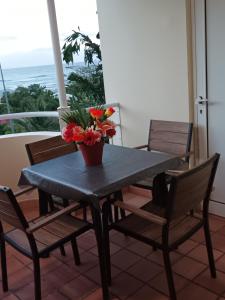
[{"x1": 0, "y1": 102, "x2": 123, "y2": 145}]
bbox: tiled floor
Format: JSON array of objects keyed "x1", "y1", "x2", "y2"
[{"x1": 2, "y1": 191, "x2": 225, "y2": 299}]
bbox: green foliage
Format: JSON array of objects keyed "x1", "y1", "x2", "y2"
[
  {"x1": 62, "y1": 105, "x2": 91, "y2": 129},
  {"x1": 0, "y1": 84, "x2": 60, "y2": 134},
  {"x1": 62, "y1": 28, "x2": 105, "y2": 107},
  {"x1": 62, "y1": 30, "x2": 101, "y2": 67}
]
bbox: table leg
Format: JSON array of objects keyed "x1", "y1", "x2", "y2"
[
  {"x1": 38, "y1": 189, "x2": 53, "y2": 215},
  {"x1": 91, "y1": 205, "x2": 110, "y2": 300}
]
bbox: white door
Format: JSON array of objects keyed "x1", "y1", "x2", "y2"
[{"x1": 194, "y1": 0, "x2": 225, "y2": 216}]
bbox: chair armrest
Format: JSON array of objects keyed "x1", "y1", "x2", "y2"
[
  {"x1": 166, "y1": 170, "x2": 185, "y2": 176},
  {"x1": 14, "y1": 186, "x2": 36, "y2": 197},
  {"x1": 26, "y1": 202, "x2": 81, "y2": 234},
  {"x1": 114, "y1": 201, "x2": 167, "y2": 226},
  {"x1": 134, "y1": 144, "x2": 148, "y2": 150}
]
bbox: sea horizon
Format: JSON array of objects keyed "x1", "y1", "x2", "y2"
[{"x1": 0, "y1": 62, "x2": 85, "y2": 95}]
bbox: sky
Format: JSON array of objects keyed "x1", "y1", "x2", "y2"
[{"x1": 0, "y1": 0, "x2": 99, "y2": 69}]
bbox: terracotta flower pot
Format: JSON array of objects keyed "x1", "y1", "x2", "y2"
[{"x1": 79, "y1": 141, "x2": 104, "y2": 166}]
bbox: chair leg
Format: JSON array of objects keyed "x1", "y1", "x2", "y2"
[
  {"x1": 163, "y1": 250, "x2": 177, "y2": 300},
  {"x1": 117, "y1": 191, "x2": 126, "y2": 219},
  {"x1": 0, "y1": 238, "x2": 8, "y2": 292},
  {"x1": 62, "y1": 198, "x2": 69, "y2": 207},
  {"x1": 204, "y1": 221, "x2": 216, "y2": 278},
  {"x1": 71, "y1": 237, "x2": 80, "y2": 266},
  {"x1": 83, "y1": 206, "x2": 87, "y2": 221},
  {"x1": 103, "y1": 202, "x2": 111, "y2": 285},
  {"x1": 59, "y1": 245, "x2": 66, "y2": 256},
  {"x1": 33, "y1": 258, "x2": 41, "y2": 300}
]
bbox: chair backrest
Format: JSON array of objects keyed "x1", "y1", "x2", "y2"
[
  {"x1": 148, "y1": 120, "x2": 193, "y2": 162},
  {"x1": 0, "y1": 186, "x2": 28, "y2": 230},
  {"x1": 25, "y1": 135, "x2": 77, "y2": 165},
  {"x1": 167, "y1": 153, "x2": 220, "y2": 220}
]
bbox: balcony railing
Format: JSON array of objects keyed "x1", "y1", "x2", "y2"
[{"x1": 0, "y1": 102, "x2": 123, "y2": 145}]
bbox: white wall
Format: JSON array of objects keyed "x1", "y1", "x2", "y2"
[
  {"x1": 97, "y1": 0, "x2": 192, "y2": 146},
  {"x1": 0, "y1": 132, "x2": 59, "y2": 193}
]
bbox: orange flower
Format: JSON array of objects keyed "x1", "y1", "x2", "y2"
[
  {"x1": 89, "y1": 108, "x2": 104, "y2": 119},
  {"x1": 97, "y1": 119, "x2": 116, "y2": 136},
  {"x1": 105, "y1": 107, "x2": 115, "y2": 117}
]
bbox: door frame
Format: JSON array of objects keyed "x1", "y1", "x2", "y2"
[{"x1": 191, "y1": 0, "x2": 209, "y2": 163}]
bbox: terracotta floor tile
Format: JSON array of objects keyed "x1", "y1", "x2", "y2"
[
  {"x1": 4, "y1": 256, "x2": 25, "y2": 277},
  {"x1": 44, "y1": 263, "x2": 80, "y2": 286},
  {"x1": 8, "y1": 266, "x2": 33, "y2": 291},
  {"x1": 52, "y1": 242, "x2": 85, "y2": 262},
  {"x1": 126, "y1": 258, "x2": 163, "y2": 282},
  {"x1": 43, "y1": 291, "x2": 68, "y2": 300},
  {"x1": 15, "y1": 273, "x2": 59, "y2": 299},
  {"x1": 127, "y1": 285, "x2": 168, "y2": 300},
  {"x1": 210, "y1": 232, "x2": 225, "y2": 252},
  {"x1": 214, "y1": 254, "x2": 225, "y2": 273},
  {"x1": 177, "y1": 282, "x2": 217, "y2": 300},
  {"x1": 128, "y1": 240, "x2": 153, "y2": 257},
  {"x1": 191, "y1": 229, "x2": 206, "y2": 243},
  {"x1": 110, "y1": 272, "x2": 143, "y2": 299},
  {"x1": 173, "y1": 256, "x2": 207, "y2": 280},
  {"x1": 147, "y1": 250, "x2": 182, "y2": 266},
  {"x1": 194, "y1": 268, "x2": 225, "y2": 294},
  {"x1": 5, "y1": 192, "x2": 225, "y2": 300},
  {"x1": 110, "y1": 232, "x2": 135, "y2": 247},
  {"x1": 65, "y1": 251, "x2": 98, "y2": 274},
  {"x1": 176, "y1": 239, "x2": 199, "y2": 255},
  {"x1": 90, "y1": 242, "x2": 121, "y2": 256},
  {"x1": 2, "y1": 294, "x2": 19, "y2": 300},
  {"x1": 217, "y1": 225, "x2": 225, "y2": 236},
  {"x1": 7, "y1": 248, "x2": 31, "y2": 266},
  {"x1": 111, "y1": 249, "x2": 141, "y2": 270},
  {"x1": 27, "y1": 255, "x2": 62, "y2": 275},
  {"x1": 77, "y1": 232, "x2": 97, "y2": 250},
  {"x1": 15, "y1": 282, "x2": 42, "y2": 300},
  {"x1": 60, "y1": 275, "x2": 97, "y2": 299},
  {"x1": 188, "y1": 244, "x2": 223, "y2": 264},
  {"x1": 149, "y1": 271, "x2": 189, "y2": 296},
  {"x1": 85, "y1": 264, "x2": 121, "y2": 285},
  {"x1": 209, "y1": 214, "x2": 225, "y2": 232},
  {"x1": 82, "y1": 288, "x2": 103, "y2": 300}
]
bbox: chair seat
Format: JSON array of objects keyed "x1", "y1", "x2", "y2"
[
  {"x1": 5, "y1": 214, "x2": 91, "y2": 257},
  {"x1": 133, "y1": 160, "x2": 189, "y2": 190},
  {"x1": 112, "y1": 202, "x2": 202, "y2": 246}
]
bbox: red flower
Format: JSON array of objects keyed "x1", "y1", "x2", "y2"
[
  {"x1": 89, "y1": 108, "x2": 104, "y2": 119},
  {"x1": 106, "y1": 128, "x2": 116, "y2": 137},
  {"x1": 105, "y1": 107, "x2": 115, "y2": 117},
  {"x1": 83, "y1": 128, "x2": 102, "y2": 146},
  {"x1": 62, "y1": 123, "x2": 85, "y2": 143},
  {"x1": 96, "y1": 119, "x2": 116, "y2": 137}
]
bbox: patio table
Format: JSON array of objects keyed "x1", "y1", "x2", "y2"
[{"x1": 19, "y1": 144, "x2": 180, "y2": 300}]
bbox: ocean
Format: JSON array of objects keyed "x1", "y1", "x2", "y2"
[{"x1": 0, "y1": 63, "x2": 85, "y2": 95}]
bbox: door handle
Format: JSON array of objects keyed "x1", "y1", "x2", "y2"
[{"x1": 195, "y1": 96, "x2": 208, "y2": 105}]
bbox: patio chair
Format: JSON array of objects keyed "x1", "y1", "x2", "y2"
[
  {"x1": 103, "y1": 153, "x2": 220, "y2": 300},
  {"x1": 0, "y1": 186, "x2": 92, "y2": 300},
  {"x1": 133, "y1": 120, "x2": 193, "y2": 191},
  {"x1": 25, "y1": 135, "x2": 88, "y2": 219}
]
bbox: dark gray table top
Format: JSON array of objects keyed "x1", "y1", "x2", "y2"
[{"x1": 19, "y1": 144, "x2": 180, "y2": 205}]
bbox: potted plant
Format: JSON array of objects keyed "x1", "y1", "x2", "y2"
[{"x1": 62, "y1": 105, "x2": 116, "y2": 166}]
